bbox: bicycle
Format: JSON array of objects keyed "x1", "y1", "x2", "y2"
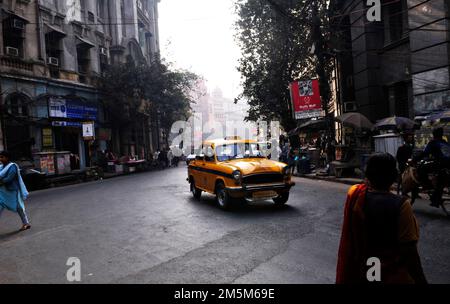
[{"x1": 401, "y1": 160, "x2": 450, "y2": 217}]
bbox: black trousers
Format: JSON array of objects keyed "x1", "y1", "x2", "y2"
[{"x1": 417, "y1": 161, "x2": 450, "y2": 206}]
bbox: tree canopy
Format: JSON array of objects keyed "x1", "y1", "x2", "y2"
[
  {"x1": 101, "y1": 55, "x2": 199, "y2": 132},
  {"x1": 234, "y1": 0, "x2": 335, "y2": 132}
]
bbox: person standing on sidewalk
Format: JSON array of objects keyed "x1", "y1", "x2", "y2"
[
  {"x1": 167, "y1": 148, "x2": 174, "y2": 168},
  {"x1": 0, "y1": 151, "x2": 31, "y2": 231},
  {"x1": 336, "y1": 153, "x2": 427, "y2": 284},
  {"x1": 396, "y1": 133, "x2": 415, "y2": 195}
]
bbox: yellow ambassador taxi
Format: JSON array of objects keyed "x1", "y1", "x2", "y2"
[{"x1": 187, "y1": 138, "x2": 295, "y2": 209}]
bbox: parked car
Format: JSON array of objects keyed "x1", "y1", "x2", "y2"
[{"x1": 187, "y1": 138, "x2": 295, "y2": 209}]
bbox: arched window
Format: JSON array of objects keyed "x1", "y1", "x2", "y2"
[{"x1": 5, "y1": 93, "x2": 29, "y2": 117}]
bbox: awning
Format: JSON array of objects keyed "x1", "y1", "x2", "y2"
[
  {"x1": 288, "y1": 119, "x2": 329, "y2": 136},
  {"x1": 2, "y1": 9, "x2": 30, "y2": 23},
  {"x1": 75, "y1": 35, "x2": 95, "y2": 48},
  {"x1": 45, "y1": 23, "x2": 66, "y2": 38}
]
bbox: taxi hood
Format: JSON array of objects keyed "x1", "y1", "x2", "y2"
[{"x1": 220, "y1": 158, "x2": 286, "y2": 175}]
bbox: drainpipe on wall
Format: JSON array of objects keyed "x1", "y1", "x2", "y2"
[
  {"x1": 0, "y1": 84, "x2": 5, "y2": 151},
  {"x1": 35, "y1": 0, "x2": 44, "y2": 60}
]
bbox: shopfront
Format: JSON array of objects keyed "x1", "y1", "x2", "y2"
[{"x1": 48, "y1": 96, "x2": 98, "y2": 169}]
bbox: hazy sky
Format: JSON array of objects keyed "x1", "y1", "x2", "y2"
[{"x1": 158, "y1": 0, "x2": 242, "y2": 99}]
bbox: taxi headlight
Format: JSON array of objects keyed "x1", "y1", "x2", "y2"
[
  {"x1": 282, "y1": 166, "x2": 290, "y2": 177},
  {"x1": 232, "y1": 170, "x2": 242, "y2": 184}
]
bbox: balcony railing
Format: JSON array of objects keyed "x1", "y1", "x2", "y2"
[{"x1": 0, "y1": 56, "x2": 33, "y2": 71}]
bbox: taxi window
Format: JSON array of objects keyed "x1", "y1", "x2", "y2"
[
  {"x1": 216, "y1": 143, "x2": 263, "y2": 162},
  {"x1": 204, "y1": 145, "x2": 215, "y2": 162}
]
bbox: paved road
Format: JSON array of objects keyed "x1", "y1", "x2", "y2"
[{"x1": 0, "y1": 166, "x2": 449, "y2": 283}]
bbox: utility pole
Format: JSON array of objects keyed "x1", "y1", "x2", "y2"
[
  {"x1": 311, "y1": 1, "x2": 330, "y2": 117},
  {"x1": 311, "y1": 1, "x2": 333, "y2": 136}
]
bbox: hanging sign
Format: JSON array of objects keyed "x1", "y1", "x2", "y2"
[
  {"x1": 82, "y1": 122, "x2": 95, "y2": 140},
  {"x1": 290, "y1": 79, "x2": 324, "y2": 120}
]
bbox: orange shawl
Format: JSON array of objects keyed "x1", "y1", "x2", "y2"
[{"x1": 336, "y1": 184, "x2": 368, "y2": 284}]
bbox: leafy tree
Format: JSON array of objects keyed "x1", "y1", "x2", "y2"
[
  {"x1": 101, "y1": 55, "x2": 199, "y2": 147},
  {"x1": 234, "y1": 0, "x2": 335, "y2": 132}
]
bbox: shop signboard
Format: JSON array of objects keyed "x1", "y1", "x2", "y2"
[
  {"x1": 49, "y1": 97, "x2": 98, "y2": 121},
  {"x1": 52, "y1": 121, "x2": 82, "y2": 127},
  {"x1": 290, "y1": 79, "x2": 324, "y2": 120}
]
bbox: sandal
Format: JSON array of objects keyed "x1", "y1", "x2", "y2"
[{"x1": 19, "y1": 224, "x2": 31, "y2": 231}]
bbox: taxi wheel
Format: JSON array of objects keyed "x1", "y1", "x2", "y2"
[
  {"x1": 190, "y1": 180, "x2": 202, "y2": 200},
  {"x1": 216, "y1": 183, "x2": 231, "y2": 210},
  {"x1": 273, "y1": 193, "x2": 289, "y2": 206}
]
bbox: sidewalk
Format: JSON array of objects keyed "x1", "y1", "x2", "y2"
[
  {"x1": 296, "y1": 173, "x2": 364, "y2": 186},
  {"x1": 34, "y1": 167, "x2": 159, "y2": 191}
]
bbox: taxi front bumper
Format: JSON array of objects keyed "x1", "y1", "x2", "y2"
[{"x1": 225, "y1": 182, "x2": 295, "y2": 198}]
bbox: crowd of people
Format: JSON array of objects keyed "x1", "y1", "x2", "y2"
[
  {"x1": 91, "y1": 148, "x2": 183, "y2": 173},
  {"x1": 279, "y1": 135, "x2": 337, "y2": 176}
]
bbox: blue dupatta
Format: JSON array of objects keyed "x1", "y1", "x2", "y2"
[{"x1": 0, "y1": 163, "x2": 29, "y2": 212}]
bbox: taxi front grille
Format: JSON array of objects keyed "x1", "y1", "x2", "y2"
[{"x1": 242, "y1": 173, "x2": 284, "y2": 185}]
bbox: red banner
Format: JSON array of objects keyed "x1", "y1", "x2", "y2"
[{"x1": 290, "y1": 80, "x2": 323, "y2": 119}]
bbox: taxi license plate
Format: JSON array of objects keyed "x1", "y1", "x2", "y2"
[{"x1": 253, "y1": 191, "x2": 278, "y2": 199}]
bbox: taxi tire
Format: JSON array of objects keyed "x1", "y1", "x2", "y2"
[
  {"x1": 216, "y1": 182, "x2": 231, "y2": 210},
  {"x1": 190, "y1": 180, "x2": 202, "y2": 200},
  {"x1": 273, "y1": 192, "x2": 289, "y2": 206}
]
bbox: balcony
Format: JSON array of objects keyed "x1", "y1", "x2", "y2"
[{"x1": 0, "y1": 56, "x2": 33, "y2": 71}]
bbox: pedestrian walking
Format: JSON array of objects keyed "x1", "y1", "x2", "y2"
[
  {"x1": 287, "y1": 149, "x2": 296, "y2": 175},
  {"x1": 0, "y1": 151, "x2": 31, "y2": 231},
  {"x1": 396, "y1": 133, "x2": 414, "y2": 194},
  {"x1": 167, "y1": 149, "x2": 174, "y2": 168},
  {"x1": 336, "y1": 153, "x2": 427, "y2": 284}
]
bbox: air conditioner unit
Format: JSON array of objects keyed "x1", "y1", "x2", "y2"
[
  {"x1": 344, "y1": 102, "x2": 357, "y2": 113},
  {"x1": 47, "y1": 57, "x2": 59, "y2": 66},
  {"x1": 12, "y1": 19, "x2": 25, "y2": 30},
  {"x1": 5, "y1": 46, "x2": 19, "y2": 57},
  {"x1": 99, "y1": 47, "x2": 108, "y2": 56}
]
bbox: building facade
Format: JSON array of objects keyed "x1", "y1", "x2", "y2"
[
  {"x1": 334, "y1": 0, "x2": 450, "y2": 125},
  {"x1": 0, "y1": 0, "x2": 160, "y2": 170}
]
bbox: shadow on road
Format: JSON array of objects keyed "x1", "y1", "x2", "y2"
[
  {"x1": 188, "y1": 195, "x2": 301, "y2": 216},
  {"x1": 0, "y1": 230, "x2": 21, "y2": 242},
  {"x1": 412, "y1": 207, "x2": 450, "y2": 221}
]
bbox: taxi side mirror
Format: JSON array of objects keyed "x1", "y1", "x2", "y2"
[{"x1": 196, "y1": 155, "x2": 205, "y2": 161}]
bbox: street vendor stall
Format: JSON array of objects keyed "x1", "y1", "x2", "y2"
[{"x1": 373, "y1": 133, "x2": 404, "y2": 157}]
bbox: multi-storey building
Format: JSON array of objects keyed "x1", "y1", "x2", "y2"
[
  {"x1": 0, "y1": 0, "x2": 160, "y2": 170},
  {"x1": 334, "y1": 0, "x2": 449, "y2": 134}
]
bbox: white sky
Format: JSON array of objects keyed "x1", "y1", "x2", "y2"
[{"x1": 158, "y1": 0, "x2": 242, "y2": 100}]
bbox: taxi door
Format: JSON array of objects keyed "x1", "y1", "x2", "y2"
[{"x1": 203, "y1": 145, "x2": 217, "y2": 192}]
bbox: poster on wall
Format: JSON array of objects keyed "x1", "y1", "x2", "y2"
[
  {"x1": 40, "y1": 155, "x2": 55, "y2": 175},
  {"x1": 42, "y1": 128, "x2": 54, "y2": 148},
  {"x1": 290, "y1": 79, "x2": 324, "y2": 120},
  {"x1": 82, "y1": 122, "x2": 95, "y2": 140}
]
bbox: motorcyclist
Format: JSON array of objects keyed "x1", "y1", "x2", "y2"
[{"x1": 415, "y1": 127, "x2": 450, "y2": 207}]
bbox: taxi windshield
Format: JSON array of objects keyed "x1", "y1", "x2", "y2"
[{"x1": 216, "y1": 143, "x2": 264, "y2": 162}]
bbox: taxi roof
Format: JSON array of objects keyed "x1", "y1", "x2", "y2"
[{"x1": 203, "y1": 138, "x2": 257, "y2": 147}]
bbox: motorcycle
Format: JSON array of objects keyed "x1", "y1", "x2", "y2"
[{"x1": 401, "y1": 160, "x2": 450, "y2": 217}]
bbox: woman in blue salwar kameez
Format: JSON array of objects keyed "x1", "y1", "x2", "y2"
[{"x1": 0, "y1": 151, "x2": 31, "y2": 231}]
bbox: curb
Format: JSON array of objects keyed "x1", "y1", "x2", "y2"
[{"x1": 295, "y1": 174, "x2": 364, "y2": 186}]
